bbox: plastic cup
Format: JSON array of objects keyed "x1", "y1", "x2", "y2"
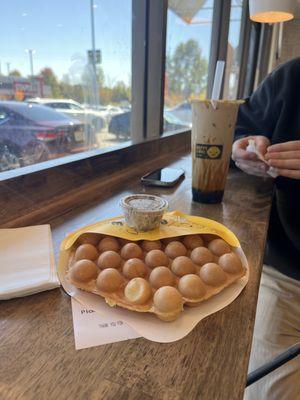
[{"x1": 191, "y1": 100, "x2": 243, "y2": 203}]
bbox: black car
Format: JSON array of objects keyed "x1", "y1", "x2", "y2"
[
  {"x1": 167, "y1": 101, "x2": 192, "y2": 124},
  {"x1": 109, "y1": 111, "x2": 131, "y2": 139},
  {"x1": 108, "y1": 110, "x2": 189, "y2": 139},
  {"x1": 0, "y1": 101, "x2": 97, "y2": 172}
]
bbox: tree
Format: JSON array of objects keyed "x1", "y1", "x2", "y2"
[
  {"x1": 81, "y1": 65, "x2": 105, "y2": 89},
  {"x1": 167, "y1": 39, "x2": 208, "y2": 100},
  {"x1": 100, "y1": 87, "x2": 113, "y2": 105},
  {"x1": 111, "y1": 81, "x2": 130, "y2": 103},
  {"x1": 59, "y1": 81, "x2": 84, "y2": 103},
  {"x1": 9, "y1": 69, "x2": 22, "y2": 77},
  {"x1": 39, "y1": 67, "x2": 61, "y2": 98},
  {"x1": 80, "y1": 64, "x2": 105, "y2": 105}
]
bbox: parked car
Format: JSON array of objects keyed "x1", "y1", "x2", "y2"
[
  {"x1": 108, "y1": 110, "x2": 189, "y2": 139},
  {"x1": 0, "y1": 101, "x2": 96, "y2": 172},
  {"x1": 27, "y1": 98, "x2": 105, "y2": 132},
  {"x1": 164, "y1": 110, "x2": 191, "y2": 130},
  {"x1": 167, "y1": 101, "x2": 192, "y2": 124},
  {"x1": 95, "y1": 104, "x2": 123, "y2": 123},
  {"x1": 109, "y1": 111, "x2": 131, "y2": 139},
  {"x1": 120, "y1": 105, "x2": 131, "y2": 112}
]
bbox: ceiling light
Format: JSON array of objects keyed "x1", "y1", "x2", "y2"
[{"x1": 249, "y1": 0, "x2": 295, "y2": 23}]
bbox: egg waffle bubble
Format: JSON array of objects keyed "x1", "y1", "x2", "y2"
[{"x1": 66, "y1": 234, "x2": 246, "y2": 321}]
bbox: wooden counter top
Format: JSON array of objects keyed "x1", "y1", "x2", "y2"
[{"x1": 0, "y1": 153, "x2": 274, "y2": 400}]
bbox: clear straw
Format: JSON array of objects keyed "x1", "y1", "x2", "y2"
[{"x1": 211, "y1": 60, "x2": 225, "y2": 109}]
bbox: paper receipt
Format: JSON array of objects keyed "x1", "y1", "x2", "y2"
[{"x1": 71, "y1": 298, "x2": 140, "y2": 350}]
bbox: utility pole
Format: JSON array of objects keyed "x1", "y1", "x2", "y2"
[
  {"x1": 25, "y1": 49, "x2": 35, "y2": 96},
  {"x1": 90, "y1": 0, "x2": 99, "y2": 106},
  {"x1": 25, "y1": 49, "x2": 35, "y2": 76},
  {"x1": 6, "y1": 62, "x2": 10, "y2": 75}
]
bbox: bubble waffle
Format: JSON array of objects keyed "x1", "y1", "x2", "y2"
[{"x1": 66, "y1": 234, "x2": 246, "y2": 321}]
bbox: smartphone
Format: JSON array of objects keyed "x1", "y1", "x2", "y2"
[{"x1": 141, "y1": 167, "x2": 185, "y2": 187}]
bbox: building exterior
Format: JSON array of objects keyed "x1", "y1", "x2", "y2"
[{"x1": 0, "y1": 76, "x2": 51, "y2": 101}]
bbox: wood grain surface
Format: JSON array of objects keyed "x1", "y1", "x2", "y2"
[
  {"x1": 0, "y1": 153, "x2": 274, "y2": 400},
  {"x1": 0, "y1": 131, "x2": 190, "y2": 228}
]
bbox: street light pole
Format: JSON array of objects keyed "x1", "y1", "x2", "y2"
[{"x1": 90, "y1": 0, "x2": 99, "y2": 106}]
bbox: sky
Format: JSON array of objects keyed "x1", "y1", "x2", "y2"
[{"x1": 0, "y1": 0, "x2": 242, "y2": 87}]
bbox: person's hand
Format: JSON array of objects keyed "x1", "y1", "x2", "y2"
[
  {"x1": 265, "y1": 141, "x2": 300, "y2": 179},
  {"x1": 232, "y1": 135, "x2": 271, "y2": 177}
]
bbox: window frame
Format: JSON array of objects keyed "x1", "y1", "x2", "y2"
[
  {"x1": 241, "y1": 21, "x2": 261, "y2": 97},
  {"x1": 255, "y1": 23, "x2": 273, "y2": 87},
  {"x1": 131, "y1": 0, "x2": 147, "y2": 141},
  {"x1": 207, "y1": 0, "x2": 231, "y2": 99},
  {"x1": 236, "y1": 0, "x2": 251, "y2": 99}
]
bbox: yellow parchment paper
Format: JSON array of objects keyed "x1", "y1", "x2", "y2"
[{"x1": 60, "y1": 210, "x2": 240, "y2": 251}]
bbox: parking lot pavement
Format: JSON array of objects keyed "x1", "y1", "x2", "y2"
[{"x1": 96, "y1": 129, "x2": 130, "y2": 148}]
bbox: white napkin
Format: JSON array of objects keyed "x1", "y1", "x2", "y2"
[
  {"x1": 0, "y1": 225, "x2": 60, "y2": 300},
  {"x1": 246, "y1": 139, "x2": 278, "y2": 178}
]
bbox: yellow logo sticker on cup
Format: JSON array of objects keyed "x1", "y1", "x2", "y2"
[
  {"x1": 195, "y1": 144, "x2": 223, "y2": 160},
  {"x1": 207, "y1": 146, "x2": 222, "y2": 158}
]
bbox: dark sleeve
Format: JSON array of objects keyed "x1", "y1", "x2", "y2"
[{"x1": 235, "y1": 72, "x2": 278, "y2": 140}]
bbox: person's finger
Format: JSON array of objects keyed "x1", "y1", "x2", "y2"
[
  {"x1": 275, "y1": 168, "x2": 300, "y2": 179},
  {"x1": 232, "y1": 138, "x2": 258, "y2": 161},
  {"x1": 254, "y1": 136, "x2": 270, "y2": 155},
  {"x1": 265, "y1": 150, "x2": 300, "y2": 160},
  {"x1": 267, "y1": 140, "x2": 300, "y2": 153},
  {"x1": 233, "y1": 137, "x2": 251, "y2": 151},
  {"x1": 267, "y1": 159, "x2": 300, "y2": 169}
]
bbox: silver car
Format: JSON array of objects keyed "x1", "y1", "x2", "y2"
[{"x1": 28, "y1": 98, "x2": 105, "y2": 132}]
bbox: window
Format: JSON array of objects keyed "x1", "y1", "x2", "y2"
[
  {"x1": 47, "y1": 102, "x2": 70, "y2": 109},
  {"x1": 69, "y1": 103, "x2": 83, "y2": 111},
  {"x1": 0, "y1": 0, "x2": 132, "y2": 174},
  {"x1": 0, "y1": 0, "x2": 255, "y2": 179},
  {"x1": 223, "y1": 0, "x2": 243, "y2": 99},
  {"x1": 163, "y1": 0, "x2": 214, "y2": 132}
]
